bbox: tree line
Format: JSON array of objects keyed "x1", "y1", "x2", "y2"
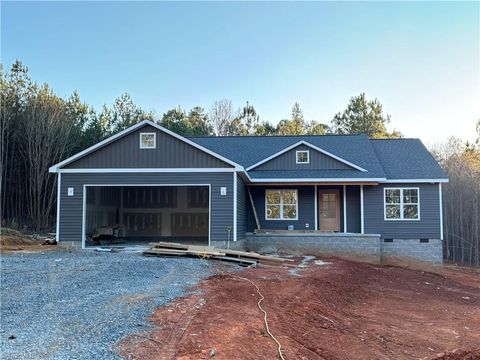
[
  {"x1": 432, "y1": 132, "x2": 480, "y2": 267},
  {"x1": 1, "y1": 60, "x2": 478, "y2": 267}
]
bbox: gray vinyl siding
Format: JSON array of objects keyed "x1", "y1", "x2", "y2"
[
  {"x1": 247, "y1": 185, "x2": 315, "y2": 230},
  {"x1": 65, "y1": 125, "x2": 232, "y2": 169},
  {"x1": 255, "y1": 144, "x2": 353, "y2": 171},
  {"x1": 364, "y1": 183, "x2": 441, "y2": 239},
  {"x1": 346, "y1": 185, "x2": 361, "y2": 233},
  {"x1": 236, "y1": 175, "x2": 247, "y2": 240},
  {"x1": 59, "y1": 172, "x2": 234, "y2": 244}
]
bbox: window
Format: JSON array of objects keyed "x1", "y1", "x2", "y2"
[
  {"x1": 384, "y1": 188, "x2": 420, "y2": 220},
  {"x1": 140, "y1": 132, "x2": 156, "y2": 149},
  {"x1": 296, "y1": 150, "x2": 309, "y2": 164},
  {"x1": 265, "y1": 189, "x2": 298, "y2": 220}
]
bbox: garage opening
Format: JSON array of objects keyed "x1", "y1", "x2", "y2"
[{"x1": 84, "y1": 185, "x2": 209, "y2": 247}]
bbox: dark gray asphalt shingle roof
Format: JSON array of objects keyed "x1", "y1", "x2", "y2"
[
  {"x1": 370, "y1": 139, "x2": 447, "y2": 179},
  {"x1": 188, "y1": 135, "x2": 447, "y2": 180}
]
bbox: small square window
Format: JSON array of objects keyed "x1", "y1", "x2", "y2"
[
  {"x1": 296, "y1": 150, "x2": 309, "y2": 164},
  {"x1": 140, "y1": 133, "x2": 156, "y2": 149}
]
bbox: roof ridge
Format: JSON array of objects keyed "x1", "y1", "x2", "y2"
[{"x1": 188, "y1": 134, "x2": 367, "y2": 139}]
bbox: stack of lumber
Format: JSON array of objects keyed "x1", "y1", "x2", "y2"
[{"x1": 144, "y1": 241, "x2": 293, "y2": 266}]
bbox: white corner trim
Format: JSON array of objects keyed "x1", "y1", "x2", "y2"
[
  {"x1": 439, "y1": 183, "x2": 443, "y2": 240},
  {"x1": 49, "y1": 120, "x2": 244, "y2": 172},
  {"x1": 233, "y1": 173, "x2": 237, "y2": 242},
  {"x1": 360, "y1": 185, "x2": 364, "y2": 234},
  {"x1": 383, "y1": 187, "x2": 421, "y2": 221},
  {"x1": 58, "y1": 168, "x2": 237, "y2": 174},
  {"x1": 295, "y1": 150, "x2": 310, "y2": 164},
  {"x1": 56, "y1": 172, "x2": 61, "y2": 241},
  {"x1": 139, "y1": 132, "x2": 156, "y2": 149},
  {"x1": 246, "y1": 140, "x2": 368, "y2": 172},
  {"x1": 343, "y1": 184, "x2": 347, "y2": 233}
]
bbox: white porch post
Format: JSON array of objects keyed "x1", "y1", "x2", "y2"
[
  {"x1": 233, "y1": 172, "x2": 237, "y2": 242},
  {"x1": 360, "y1": 185, "x2": 364, "y2": 234},
  {"x1": 314, "y1": 185, "x2": 318, "y2": 230},
  {"x1": 439, "y1": 183, "x2": 443, "y2": 240},
  {"x1": 343, "y1": 185, "x2": 347, "y2": 233}
]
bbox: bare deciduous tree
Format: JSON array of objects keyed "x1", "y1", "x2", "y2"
[{"x1": 209, "y1": 99, "x2": 233, "y2": 136}]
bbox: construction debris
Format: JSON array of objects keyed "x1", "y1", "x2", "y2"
[{"x1": 144, "y1": 242, "x2": 293, "y2": 266}]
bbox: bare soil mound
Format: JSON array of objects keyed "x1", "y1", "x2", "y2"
[
  {"x1": 117, "y1": 258, "x2": 480, "y2": 360},
  {"x1": 0, "y1": 228, "x2": 55, "y2": 252}
]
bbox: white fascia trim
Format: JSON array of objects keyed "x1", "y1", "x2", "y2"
[
  {"x1": 49, "y1": 120, "x2": 244, "y2": 172},
  {"x1": 246, "y1": 140, "x2": 368, "y2": 172},
  {"x1": 381, "y1": 178, "x2": 449, "y2": 183},
  {"x1": 250, "y1": 177, "x2": 386, "y2": 183},
  {"x1": 58, "y1": 168, "x2": 237, "y2": 174}
]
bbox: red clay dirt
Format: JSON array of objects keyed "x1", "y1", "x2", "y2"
[{"x1": 117, "y1": 258, "x2": 480, "y2": 360}]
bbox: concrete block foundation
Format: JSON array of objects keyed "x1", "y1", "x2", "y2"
[{"x1": 244, "y1": 233, "x2": 443, "y2": 266}]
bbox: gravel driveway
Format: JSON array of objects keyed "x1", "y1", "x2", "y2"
[{"x1": 0, "y1": 249, "x2": 223, "y2": 359}]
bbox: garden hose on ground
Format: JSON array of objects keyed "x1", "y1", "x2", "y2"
[{"x1": 197, "y1": 254, "x2": 286, "y2": 360}]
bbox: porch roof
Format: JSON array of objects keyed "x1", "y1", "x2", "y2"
[{"x1": 247, "y1": 169, "x2": 386, "y2": 182}]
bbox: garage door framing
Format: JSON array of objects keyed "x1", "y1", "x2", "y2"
[{"x1": 82, "y1": 183, "x2": 212, "y2": 249}]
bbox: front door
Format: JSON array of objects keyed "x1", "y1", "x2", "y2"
[{"x1": 319, "y1": 190, "x2": 340, "y2": 232}]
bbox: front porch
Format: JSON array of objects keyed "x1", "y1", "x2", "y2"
[{"x1": 246, "y1": 184, "x2": 368, "y2": 234}]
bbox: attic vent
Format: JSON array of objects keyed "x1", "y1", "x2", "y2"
[
  {"x1": 140, "y1": 132, "x2": 156, "y2": 149},
  {"x1": 420, "y1": 238, "x2": 429, "y2": 243},
  {"x1": 384, "y1": 239, "x2": 393, "y2": 243}
]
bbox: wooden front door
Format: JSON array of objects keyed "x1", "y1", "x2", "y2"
[{"x1": 319, "y1": 190, "x2": 340, "y2": 232}]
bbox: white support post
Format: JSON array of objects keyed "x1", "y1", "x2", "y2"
[
  {"x1": 439, "y1": 183, "x2": 443, "y2": 240},
  {"x1": 360, "y1": 185, "x2": 364, "y2": 234},
  {"x1": 314, "y1": 185, "x2": 318, "y2": 230},
  {"x1": 233, "y1": 173, "x2": 237, "y2": 242},
  {"x1": 343, "y1": 185, "x2": 347, "y2": 233},
  {"x1": 56, "y1": 173, "x2": 61, "y2": 241},
  {"x1": 82, "y1": 185, "x2": 87, "y2": 249}
]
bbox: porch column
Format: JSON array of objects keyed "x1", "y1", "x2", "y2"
[
  {"x1": 360, "y1": 185, "x2": 364, "y2": 234},
  {"x1": 314, "y1": 185, "x2": 318, "y2": 230},
  {"x1": 343, "y1": 185, "x2": 347, "y2": 233}
]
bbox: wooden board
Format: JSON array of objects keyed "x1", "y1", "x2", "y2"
[{"x1": 144, "y1": 242, "x2": 292, "y2": 265}]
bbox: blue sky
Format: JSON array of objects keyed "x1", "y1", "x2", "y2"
[{"x1": 2, "y1": 1, "x2": 479, "y2": 144}]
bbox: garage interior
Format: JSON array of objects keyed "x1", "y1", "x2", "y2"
[{"x1": 85, "y1": 185, "x2": 209, "y2": 247}]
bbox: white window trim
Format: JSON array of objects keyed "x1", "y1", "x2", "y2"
[
  {"x1": 265, "y1": 189, "x2": 298, "y2": 221},
  {"x1": 296, "y1": 150, "x2": 310, "y2": 164},
  {"x1": 384, "y1": 187, "x2": 421, "y2": 221},
  {"x1": 139, "y1": 132, "x2": 156, "y2": 149}
]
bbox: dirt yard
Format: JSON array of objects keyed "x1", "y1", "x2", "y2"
[
  {"x1": 118, "y1": 257, "x2": 480, "y2": 360},
  {"x1": 0, "y1": 228, "x2": 56, "y2": 253}
]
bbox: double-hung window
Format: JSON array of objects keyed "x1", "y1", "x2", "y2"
[
  {"x1": 384, "y1": 188, "x2": 420, "y2": 220},
  {"x1": 265, "y1": 189, "x2": 298, "y2": 220}
]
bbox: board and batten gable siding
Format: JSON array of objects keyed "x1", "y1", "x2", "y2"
[
  {"x1": 236, "y1": 175, "x2": 247, "y2": 240},
  {"x1": 59, "y1": 172, "x2": 234, "y2": 244},
  {"x1": 255, "y1": 144, "x2": 353, "y2": 171},
  {"x1": 64, "y1": 125, "x2": 232, "y2": 169},
  {"x1": 363, "y1": 183, "x2": 441, "y2": 239}
]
